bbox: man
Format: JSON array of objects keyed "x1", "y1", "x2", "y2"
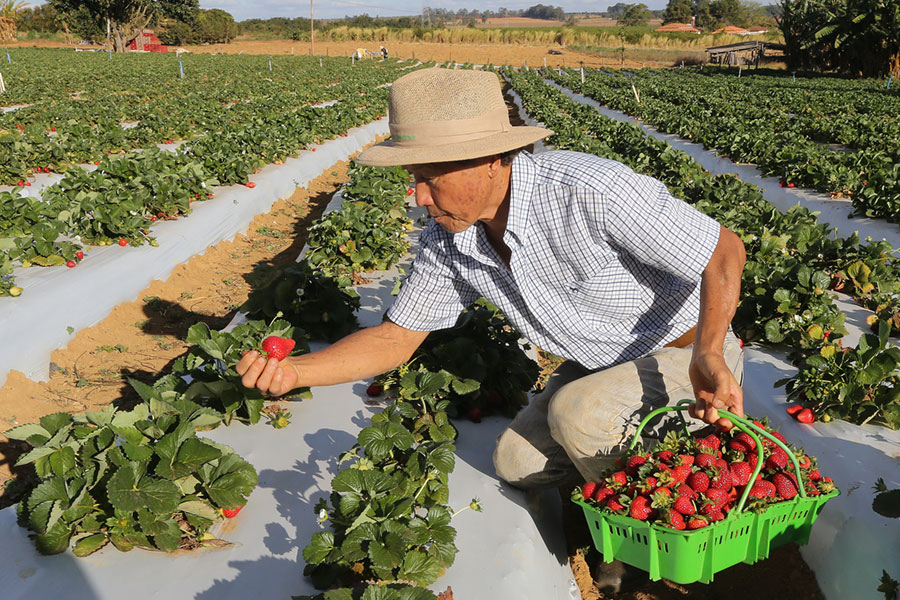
[{"x1": 237, "y1": 67, "x2": 745, "y2": 493}]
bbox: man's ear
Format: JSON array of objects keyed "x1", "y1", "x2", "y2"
[{"x1": 487, "y1": 155, "x2": 502, "y2": 177}]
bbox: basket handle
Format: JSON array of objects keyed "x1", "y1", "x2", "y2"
[{"x1": 627, "y1": 400, "x2": 807, "y2": 515}]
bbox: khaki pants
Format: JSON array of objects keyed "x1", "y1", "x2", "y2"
[{"x1": 492, "y1": 331, "x2": 744, "y2": 489}]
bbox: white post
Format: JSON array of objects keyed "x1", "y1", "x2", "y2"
[
  {"x1": 581, "y1": 66, "x2": 584, "y2": 84},
  {"x1": 544, "y1": 57, "x2": 547, "y2": 68},
  {"x1": 738, "y1": 65, "x2": 742, "y2": 78},
  {"x1": 0, "y1": 72, "x2": 5, "y2": 94},
  {"x1": 320, "y1": 57, "x2": 323, "y2": 67},
  {"x1": 631, "y1": 82, "x2": 640, "y2": 103}
]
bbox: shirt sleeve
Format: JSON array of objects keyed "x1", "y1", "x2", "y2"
[
  {"x1": 387, "y1": 229, "x2": 480, "y2": 331},
  {"x1": 598, "y1": 167, "x2": 721, "y2": 283}
]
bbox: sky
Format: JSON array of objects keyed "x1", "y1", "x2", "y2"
[{"x1": 199, "y1": 1, "x2": 672, "y2": 22}]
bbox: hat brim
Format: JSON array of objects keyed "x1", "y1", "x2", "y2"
[{"x1": 355, "y1": 125, "x2": 553, "y2": 167}]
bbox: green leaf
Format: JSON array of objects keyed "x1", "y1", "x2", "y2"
[
  {"x1": 73, "y1": 533, "x2": 109, "y2": 557},
  {"x1": 302, "y1": 531, "x2": 335, "y2": 564},
  {"x1": 107, "y1": 465, "x2": 182, "y2": 515},
  {"x1": 178, "y1": 499, "x2": 219, "y2": 521},
  {"x1": 4, "y1": 422, "x2": 50, "y2": 442},
  {"x1": 398, "y1": 550, "x2": 441, "y2": 585},
  {"x1": 450, "y1": 378, "x2": 481, "y2": 395}
]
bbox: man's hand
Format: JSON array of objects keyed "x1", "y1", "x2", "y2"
[
  {"x1": 237, "y1": 351, "x2": 300, "y2": 397},
  {"x1": 688, "y1": 351, "x2": 743, "y2": 429}
]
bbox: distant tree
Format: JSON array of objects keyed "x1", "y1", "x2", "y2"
[
  {"x1": 195, "y1": 8, "x2": 235, "y2": 42},
  {"x1": 49, "y1": 0, "x2": 199, "y2": 51},
  {"x1": 709, "y1": 0, "x2": 750, "y2": 26},
  {"x1": 663, "y1": 0, "x2": 695, "y2": 23},
  {"x1": 617, "y1": 2, "x2": 652, "y2": 25},
  {"x1": 606, "y1": 2, "x2": 632, "y2": 17},
  {"x1": 523, "y1": 4, "x2": 566, "y2": 20},
  {"x1": 14, "y1": 4, "x2": 62, "y2": 32}
]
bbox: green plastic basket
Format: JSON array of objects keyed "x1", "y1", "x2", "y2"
[{"x1": 573, "y1": 402, "x2": 839, "y2": 584}]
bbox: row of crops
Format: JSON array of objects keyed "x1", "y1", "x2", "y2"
[
  {"x1": 0, "y1": 49, "x2": 415, "y2": 296},
  {"x1": 545, "y1": 66, "x2": 900, "y2": 224},
  {"x1": 501, "y1": 66, "x2": 900, "y2": 430}
]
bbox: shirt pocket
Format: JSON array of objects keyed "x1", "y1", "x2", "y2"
[{"x1": 568, "y1": 265, "x2": 647, "y2": 328}]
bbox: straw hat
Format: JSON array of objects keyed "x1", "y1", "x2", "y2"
[{"x1": 355, "y1": 68, "x2": 553, "y2": 167}]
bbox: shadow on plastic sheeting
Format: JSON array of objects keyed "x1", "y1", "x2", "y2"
[{"x1": 193, "y1": 556, "x2": 310, "y2": 600}]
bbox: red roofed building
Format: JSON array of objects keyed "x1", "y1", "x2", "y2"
[
  {"x1": 128, "y1": 30, "x2": 168, "y2": 53},
  {"x1": 711, "y1": 25, "x2": 751, "y2": 35}
]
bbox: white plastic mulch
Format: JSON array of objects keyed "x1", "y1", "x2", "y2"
[{"x1": 0, "y1": 120, "x2": 388, "y2": 388}]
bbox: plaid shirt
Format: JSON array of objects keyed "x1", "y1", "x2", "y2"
[{"x1": 387, "y1": 150, "x2": 721, "y2": 370}]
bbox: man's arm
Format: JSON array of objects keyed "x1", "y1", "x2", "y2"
[
  {"x1": 688, "y1": 225, "x2": 746, "y2": 428},
  {"x1": 237, "y1": 319, "x2": 430, "y2": 396}
]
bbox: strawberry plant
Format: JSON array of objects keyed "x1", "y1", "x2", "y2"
[
  {"x1": 176, "y1": 317, "x2": 311, "y2": 425},
  {"x1": 4, "y1": 396, "x2": 256, "y2": 556},
  {"x1": 777, "y1": 320, "x2": 900, "y2": 429}
]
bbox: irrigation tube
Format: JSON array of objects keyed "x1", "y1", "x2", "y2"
[{"x1": 0, "y1": 119, "x2": 388, "y2": 388}]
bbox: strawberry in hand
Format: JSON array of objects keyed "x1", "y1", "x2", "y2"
[{"x1": 261, "y1": 336, "x2": 295, "y2": 361}]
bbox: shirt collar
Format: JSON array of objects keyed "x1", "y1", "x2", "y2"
[{"x1": 506, "y1": 151, "x2": 536, "y2": 245}]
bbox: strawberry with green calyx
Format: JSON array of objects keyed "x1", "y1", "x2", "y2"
[
  {"x1": 771, "y1": 473, "x2": 798, "y2": 500},
  {"x1": 703, "y1": 488, "x2": 730, "y2": 509},
  {"x1": 606, "y1": 471, "x2": 628, "y2": 489},
  {"x1": 729, "y1": 461, "x2": 753, "y2": 487},
  {"x1": 765, "y1": 450, "x2": 789, "y2": 471},
  {"x1": 673, "y1": 494, "x2": 697, "y2": 515},
  {"x1": 625, "y1": 454, "x2": 648, "y2": 475},
  {"x1": 655, "y1": 450, "x2": 675, "y2": 464},
  {"x1": 606, "y1": 495, "x2": 627, "y2": 513},
  {"x1": 593, "y1": 486, "x2": 615, "y2": 503},
  {"x1": 687, "y1": 516, "x2": 709, "y2": 529},
  {"x1": 366, "y1": 382, "x2": 384, "y2": 397},
  {"x1": 629, "y1": 495, "x2": 655, "y2": 521},
  {"x1": 581, "y1": 482, "x2": 598, "y2": 501},
  {"x1": 796, "y1": 408, "x2": 815, "y2": 424},
  {"x1": 695, "y1": 453, "x2": 717, "y2": 469},
  {"x1": 664, "y1": 508, "x2": 686, "y2": 530},
  {"x1": 222, "y1": 505, "x2": 245, "y2": 518},
  {"x1": 687, "y1": 471, "x2": 710, "y2": 493},
  {"x1": 261, "y1": 336, "x2": 296, "y2": 361}
]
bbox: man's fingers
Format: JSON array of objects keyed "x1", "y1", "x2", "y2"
[
  {"x1": 236, "y1": 350, "x2": 260, "y2": 376},
  {"x1": 255, "y1": 357, "x2": 279, "y2": 393},
  {"x1": 240, "y1": 355, "x2": 267, "y2": 389}
]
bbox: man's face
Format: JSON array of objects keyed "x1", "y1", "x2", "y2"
[{"x1": 405, "y1": 159, "x2": 496, "y2": 234}]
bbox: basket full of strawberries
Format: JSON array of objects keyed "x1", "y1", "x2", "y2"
[{"x1": 572, "y1": 401, "x2": 839, "y2": 585}]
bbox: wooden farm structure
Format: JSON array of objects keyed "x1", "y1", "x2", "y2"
[{"x1": 706, "y1": 41, "x2": 786, "y2": 66}]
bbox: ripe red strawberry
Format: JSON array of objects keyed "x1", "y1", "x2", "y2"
[
  {"x1": 733, "y1": 432, "x2": 756, "y2": 451},
  {"x1": 687, "y1": 516, "x2": 709, "y2": 529},
  {"x1": 222, "y1": 505, "x2": 244, "y2": 518},
  {"x1": 797, "y1": 455, "x2": 811, "y2": 469},
  {"x1": 246, "y1": 182, "x2": 256, "y2": 188},
  {"x1": 698, "y1": 434, "x2": 721, "y2": 451},
  {"x1": 727, "y1": 438, "x2": 750, "y2": 453},
  {"x1": 695, "y1": 453, "x2": 717, "y2": 469},
  {"x1": 671, "y1": 465, "x2": 692, "y2": 484},
  {"x1": 666, "y1": 509, "x2": 686, "y2": 530},
  {"x1": 582, "y1": 482, "x2": 598, "y2": 500},
  {"x1": 676, "y1": 453, "x2": 694, "y2": 467},
  {"x1": 771, "y1": 473, "x2": 798, "y2": 499},
  {"x1": 770, "y1": 431, "x2": 787, "y2": 444},
  {"x1": 709, "y1": 468, "x2": 733, "y2": 491},
  {"x1": 655, "y1": 450, "x2": 674, "y2": 463},
  {"x1": 407, "y1": 188, "x2": 415, "y2": 195},
  {"x1": 686, "y1": 471, "x2": 710, "y2": 493},
  {"x1": 704, "y1": 488, "x2": 730, "y2": 508},
  {"x1": 786, "y1": 404, "x2": 804, "y2": 416},
  {"x1": 118, "y1": 238, "x2": 128, "y2": 247},
  {"x1": 366, "y1": 382, "x2": 383, "y2": 397},
  {"x1": 756, "y1": 479, "x2": 777, "y2": 497},
  {"x1": 677, "y1": 483, "x2": 697, "y2": 499},
  {"x1": 50, "y1": 127, "x2": 56, "y2": 132},
  {"x1": 796, "y1": 408, "x2": 815, "y2": 424},
  {"x1": 807, "y1": 469, "x2": 822, "y2": 482},
  {"x1": 706, "y1": 508, "x2": 726, "y2": 522},
  {"x1": 629, "y1": 495, "x2": 654, "y2": 521},
  {"x1": 729, "y1": 461, "x2": 753, "y2": 486},
  {"x1": 766, "y1": 451, "x2": 789, "y2": 471},
  {"x1": 626, "y1": 455, "x2": 647, "y2": 475},
  {"x1": 75, "y1": 251, "x2": 84, "y2": 260},
  {"x1": 673, "y1": 494, "x2": 696, "y2": 515},
  {"x1": 260, "y1": 336, "x2": 296, "y2": 361},
  {"x1": 606, "y1": 496, "x2": 626, "y2": 512},
  {"x1": 747, "y1": 482, "x2": 772, "y2": 499},
  {"x1": 66, "y1": 260, "x2": 76, "y2": 268},
  {"x1": 788, "y1": 182, "x2": 796, "y2": 188},
  {"x1": 467, "y1": 407, "x2": 482, "y2": 423},
  {"x1": 606, "y1": 471, "x2": 628, "y2": 488},
  {"x1": 593, "y1": 486, "x2": 615, "y2": 503}
]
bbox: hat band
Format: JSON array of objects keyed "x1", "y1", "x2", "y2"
[{"x1": 389, "y1": 107, "x2": 511, "y2": 148}]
